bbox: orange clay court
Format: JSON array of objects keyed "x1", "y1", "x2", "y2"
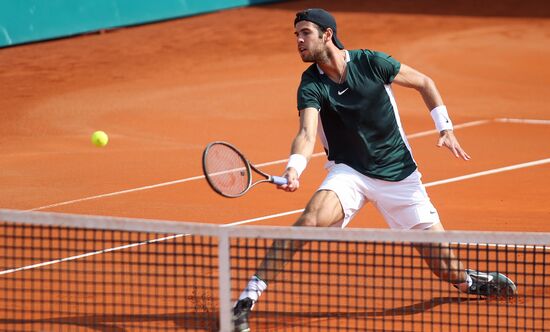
[{"x1": 0, "y1": 0, "x2": 549, "y2": 331}]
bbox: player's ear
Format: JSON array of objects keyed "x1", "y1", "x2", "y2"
[{"x1": 324, "y1": 28, "x2": 333, "y2": 43}]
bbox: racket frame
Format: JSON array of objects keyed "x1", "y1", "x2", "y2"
[{"x1": 202, "y1": 141, "x2": 285, "y2": 198}]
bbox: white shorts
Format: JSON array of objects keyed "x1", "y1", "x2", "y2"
[{"x1": 317, "y1": 162, "x2": 440, "y2": 230}]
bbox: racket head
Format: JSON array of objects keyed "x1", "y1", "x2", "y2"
[{"x1": 202, "y1": 141, "x2": 252, "y2": 198}]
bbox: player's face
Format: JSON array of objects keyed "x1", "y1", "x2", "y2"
[{"x1": 294, "y1": 21, "x2": 327, "y2": 62}]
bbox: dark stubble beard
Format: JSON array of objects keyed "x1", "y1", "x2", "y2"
[{"x1": 301, "y1": 46, "x2": 329, "y2": 64}]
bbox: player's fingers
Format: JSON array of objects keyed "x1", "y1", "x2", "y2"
[
  {"x1": 449, "y1": 139, "x2": 469, "y2": 160},
  {"x1": 451, "y1": 145, "x2": 460, "y2": 158},
  {"x1": 439, "y1": 131, "x2": 471, "y2": 160},
  {"x1": 278, "y1": 177, "x2": 299, "y2": 192},
  {"x1": 283, "y1": 181, "x2": 299, "y2": 192},
  {"x1": 288, "y1": 178, "x2": 300, "y2": 191},
  {"x1": 457, "y1": 146, "x2": 471, "y2": 161}
]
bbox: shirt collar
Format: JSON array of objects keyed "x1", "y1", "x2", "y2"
[{"x1": 317, "y1": 50, "x2": 349, "y2": 75}]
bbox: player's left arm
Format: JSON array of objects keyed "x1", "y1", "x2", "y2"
[{"x1": 393, "y1": 63, "x2": 471, "y2": 161}]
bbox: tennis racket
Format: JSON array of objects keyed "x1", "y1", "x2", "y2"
[{"x1": 202, "y1": 141, "x2": 288, "y2": 198}]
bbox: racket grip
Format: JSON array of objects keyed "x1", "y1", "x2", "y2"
[{"x1": 271, "y1": 176, "x2": 288, "y2": 185}]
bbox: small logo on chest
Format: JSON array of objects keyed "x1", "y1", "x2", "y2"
[{"x1": 337, "y1": 88, "x2": 349, "y2": 96}]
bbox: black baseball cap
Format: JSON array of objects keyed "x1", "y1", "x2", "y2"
[{"x1": 294, "y1": 8, "x2": 344, "y2": 49}]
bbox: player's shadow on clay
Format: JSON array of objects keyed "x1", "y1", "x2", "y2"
[
  {"x1": 0, "y1": 296, "x2": 477, "y2": 331},
  {"x1": 251, "y1": 296, "x2": 478, "y2": 328},
  {"x1": 0, "y1": 312, "x2": 218, "y2": 332}
]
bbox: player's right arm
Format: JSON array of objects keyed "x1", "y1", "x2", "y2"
[
  {"x1": 279, "y1": 107, "x2": 318, "y2": 192},
  {"x1": 393, "y1": 63, "x2": 470, "y2": 161}
]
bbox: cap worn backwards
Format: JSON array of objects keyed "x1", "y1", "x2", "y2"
[{"x1": 294, "y1": 8, "x2": 344, "y2": 50}]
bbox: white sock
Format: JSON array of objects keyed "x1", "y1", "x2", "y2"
[
  {"x1": 238, "y1": 275, "x2": 267, "y2": 302},
  {"x1": 455, "y1": 272, "x2": 473, "y2": 293}
]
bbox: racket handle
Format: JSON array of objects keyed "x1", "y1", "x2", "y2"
[{"x1": 270, "y1": 176, "x2": 288, "y2": 185}]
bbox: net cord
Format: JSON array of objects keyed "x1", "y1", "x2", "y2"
[{"x1": 1, "y1": 209, "x2": 549, "y2": 246}]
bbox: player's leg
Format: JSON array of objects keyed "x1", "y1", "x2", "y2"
[
  {"x1": 233, "y1": 163, "x2": 367, "y2": 332},
  {"x1": 256, "y1": 189, "x2": 344, "y2": 281},
  {"x1": 414, "y1": 223, "x2": 517, "y2": 297},
  {"x1": 412, "y1": 222, "x2": 467, "y2": 285},
  {"x1": 232, "y1": 190, "x2": 344, "y2": 332},
  {"x1": 372, "y1": 170, "x2": 517, "y2": 298},
  {"x1": 369, "y1": 171, "x2": 468, "y2": 286}
]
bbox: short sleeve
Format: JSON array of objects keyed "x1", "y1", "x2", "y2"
[
  {"x1": 297, "y1": 73, "x2": 322, "y2": 112},
  {"x1": 367, "y1": 50, "x2": 401, "y2": 84}
]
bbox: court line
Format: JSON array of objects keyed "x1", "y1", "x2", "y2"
[
  {"x1": 496, "y1": 118, "x2": 550, "y2": 125},
  {"x1": 0, "y1": 233, "x2": 187, "y2": 275},
  {"x1": 424, "y1": 158, "x2": 550, "y2": 188},
  {"x1": 28, "y1": 117, "x2": 548, "y2": 212},
  {"x1": 3, "y1": 156, "x2": 549, "y2": 275},
  {"x1": 0, "y1": 210, "x2": 305, "y2": 275}
]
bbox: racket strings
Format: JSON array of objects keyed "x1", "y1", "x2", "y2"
[{"x1": 204, "y1": 144, "x2": 250, "y2": 196}]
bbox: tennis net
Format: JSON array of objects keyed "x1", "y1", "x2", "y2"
[{"x1": 1, "y1": 209, "x2": 549, "y2": 331}]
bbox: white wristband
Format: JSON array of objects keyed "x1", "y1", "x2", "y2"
[
  {"x1": 430, "y1": 105, "x2": 453, "y2": 132},
  {"x1": 286, "y1": 154, "x2": 307, "y2": 178}
]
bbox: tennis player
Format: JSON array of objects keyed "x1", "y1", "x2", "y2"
[{"x1": 232, "y1": 8, "x2": 516, "y2": 332}]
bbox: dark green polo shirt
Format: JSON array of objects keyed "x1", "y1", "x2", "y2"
[{"x1": 297, "y1": 49, "x2": 417, "y2": 181}]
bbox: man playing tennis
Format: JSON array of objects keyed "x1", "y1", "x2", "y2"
[{"x1": 232, "y1": 8, "x2": 516, "y2": 332}]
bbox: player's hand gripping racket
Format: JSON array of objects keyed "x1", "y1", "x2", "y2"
[{"x1": 202, "y1": 141, "x2": 288, "y2": 198}]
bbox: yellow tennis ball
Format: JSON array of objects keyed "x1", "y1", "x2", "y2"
[{"x1": 91, "y1": 131, "x2": 109, "y2": 147}]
